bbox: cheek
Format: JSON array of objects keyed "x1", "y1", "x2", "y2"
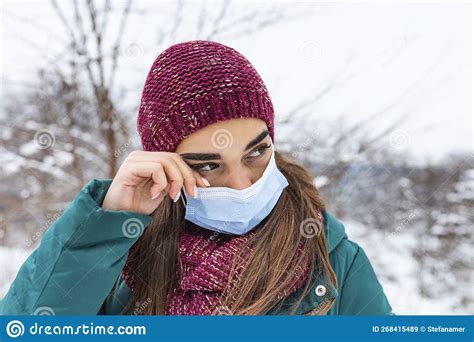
[{"x1": 251, "y1": 155, "x2": 271, "y2": 179}]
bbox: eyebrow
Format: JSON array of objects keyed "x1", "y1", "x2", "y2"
[{"x1": 179, "y1": 130, "x2": 269, "y2": 161}]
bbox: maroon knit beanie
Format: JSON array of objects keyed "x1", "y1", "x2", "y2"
[{"x1": 137, "y1": 40, "x2": 275, "y2": 152}]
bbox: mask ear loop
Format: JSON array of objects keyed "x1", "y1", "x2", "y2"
[{"x1": 179, "y1": 187, "x2": 187, "y2": 206}]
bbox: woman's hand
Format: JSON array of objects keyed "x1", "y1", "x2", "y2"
[{"x1": 102, "y1": 151, "x2": 209, "y2": 215}]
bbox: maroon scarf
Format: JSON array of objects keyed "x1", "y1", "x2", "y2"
[{"x1": 122, "y1": 211, "x2": 324, "y2": 315}]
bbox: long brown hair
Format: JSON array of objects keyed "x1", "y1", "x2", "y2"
[{"x1": 122, "y1": 150, "x2": 338, "y2": 315}]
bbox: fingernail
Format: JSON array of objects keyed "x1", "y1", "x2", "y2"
[
  {"x1": 173, "y1": 191, "x2": 181, "y2": 203},
  {"x1": 202, "y1": 177, "x2": 210, "y2": 187},
  {"x1": 151, "y1": 191, "x2": 161, "y2": 200},
  {"x1": 193, "y1": 185, "x2": 198, "y2": 198}
]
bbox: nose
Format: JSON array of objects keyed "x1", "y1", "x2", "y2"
[{"x1": 222, "y1": 167, "x2": 253, "y2": 190}]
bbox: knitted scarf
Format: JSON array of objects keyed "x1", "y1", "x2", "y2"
[{"x1": 122, "y1": 211, "x2": 324, "y2": 315}]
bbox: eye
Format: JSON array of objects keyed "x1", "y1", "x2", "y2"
[
  {"x1": 190, "y1": 162, "x2": 220, "y2": 173},
  {"x1": 246, "y1": 143, "x2": 271, "y2": 159}
]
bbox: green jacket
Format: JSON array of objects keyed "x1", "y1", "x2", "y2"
[{"x1": 0, "y1": 179, "x2": 392, "y2": 315}]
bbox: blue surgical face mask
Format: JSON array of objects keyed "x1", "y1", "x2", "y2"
[{"x1": 181, "y1": 147, "x2": 289, "y2": 235}]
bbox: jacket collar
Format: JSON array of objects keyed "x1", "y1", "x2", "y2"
[
  {"x1": 324, "y1": 209, "x2": 348, "y2": 253},
  {"x1": 266, "y1": 209, "x2": 347, "y2": 315}
]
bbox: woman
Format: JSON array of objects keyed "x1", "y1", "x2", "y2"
[{"x1": 0, "y1": 40, "x2": 392, "y2": 316}]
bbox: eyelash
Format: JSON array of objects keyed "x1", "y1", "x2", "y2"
[{"x1": 191, "y1": 143, "x2": 271, "y2": 173}]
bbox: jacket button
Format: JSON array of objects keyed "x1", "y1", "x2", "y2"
[{"x1": 315, "y1": 285, "x2": 327, "y2": 297}]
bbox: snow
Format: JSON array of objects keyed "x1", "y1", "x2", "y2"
[
  {"x1": 343, "y1": 220, "x2": 469, "y2": 315},
  {"x1": 314, "y1": 175, "x2": 329, "y2": 188},
  {"x1": 0, "y1": 246, "x2": 32, "y2": 298},
  {"x1": 19, "y1": 141, "x2": 40, "y2": 156}
]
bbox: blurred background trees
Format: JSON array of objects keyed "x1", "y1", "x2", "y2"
[{"x1": 1, "y1": 0, "x2": 472, "y2": 314}]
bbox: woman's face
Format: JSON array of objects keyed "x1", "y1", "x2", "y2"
[{"x1": 175, "y1": 118, "x2": 273, "y2": 189}]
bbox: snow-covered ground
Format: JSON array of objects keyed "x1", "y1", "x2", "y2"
[
  {"x1": 0, "y1": 246, "x2": 32, "y2": 298},
  {"x1": 343, "y1": 220, "x2": 469, "y2": 315}
]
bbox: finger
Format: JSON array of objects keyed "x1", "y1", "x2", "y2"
[
  {"x1": 125, "y1": 162, "x2": 168, "y2": 198},
  {"x1": 168, "y1": 154, "x2": 208, "y2": 197},
  {"x1": 128, "y1": 151, "x2": 207, "y2": 188},
  {"x1": 150, "y1": 157, "x2": 184, "y2": 200},
  {"x1": 152, "y1": 154, "x2": 195, "y2": 198},
  {"x1": 127, "y1": 152, "x2": 207, "y2": 196}
]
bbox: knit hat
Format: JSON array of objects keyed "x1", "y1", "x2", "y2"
[{"x1": 137, "y1": 40, "x2": 275, "y2": 152}]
